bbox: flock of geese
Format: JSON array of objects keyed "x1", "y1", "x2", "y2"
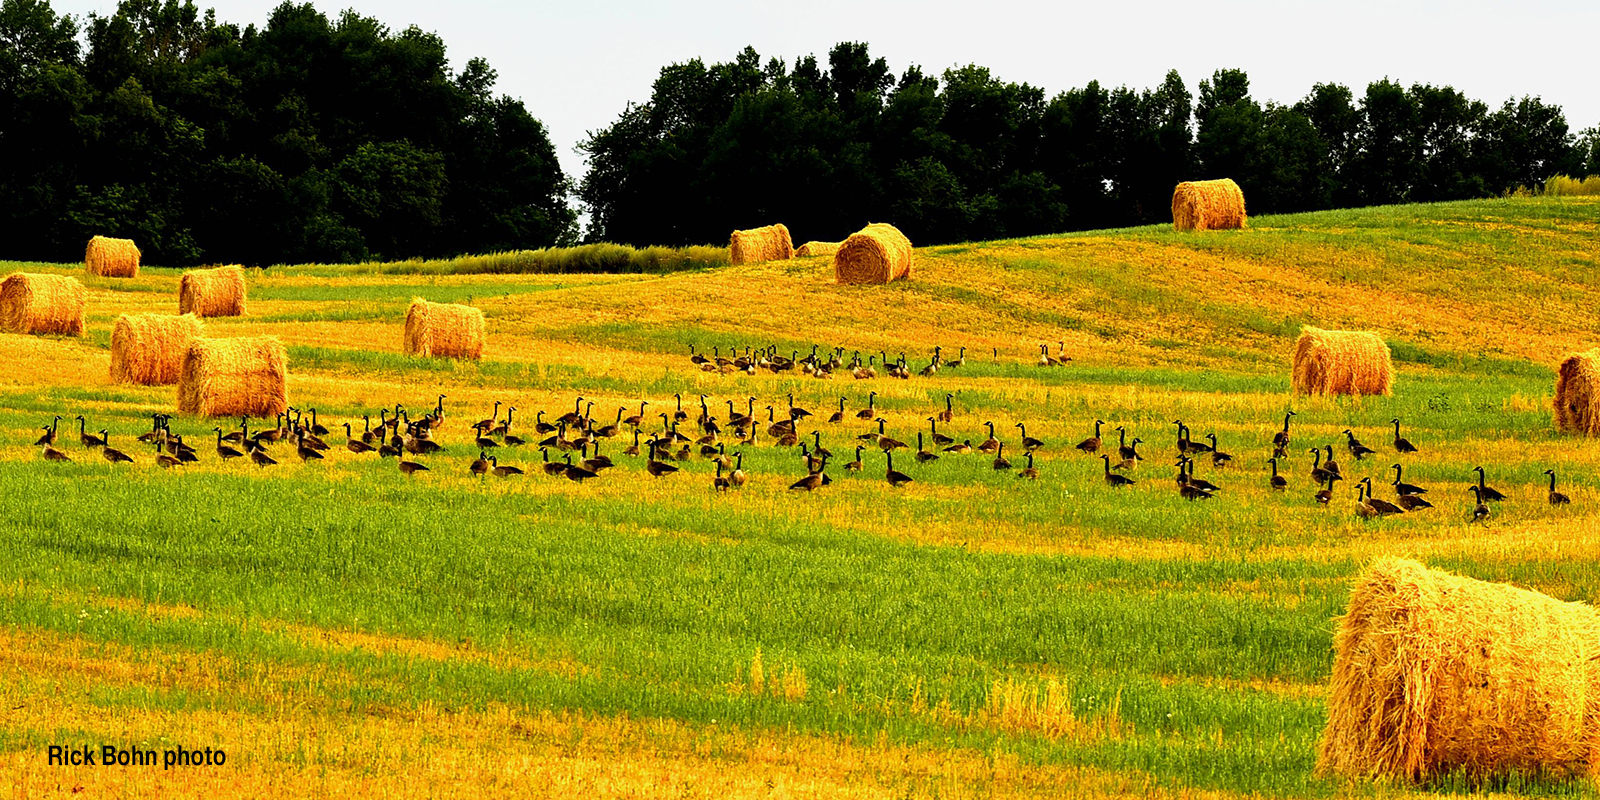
[
  {"x1": 686, "y1": 342, "x2": 1073, "y2": 378},
  {"x1": 26, "y1": 390, "x2": 1570, "y2": 521}
]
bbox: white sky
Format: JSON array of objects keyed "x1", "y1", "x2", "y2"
[{"x1": 54, "y1": 0, "x2": 1600, "y2": 186}]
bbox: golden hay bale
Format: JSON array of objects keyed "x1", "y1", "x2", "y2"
[
  {"x1": 179, "y1": 265, "x2": 248, "y2": 317},
  {"x1": 833, "y1": 223, "x2": 913, "y2": 285},
  {"x1": 1171, "y1": 179, "x2": 1247, "y2": 232},
  {"x1": 110, "y1": 313, "x2": 204, "y2": 385},
  {"x1": 1318, "y1": 557, "x2": 1600, "y2": 783},
  {"x1": 0, "y1": 272, "x2": 87, "y2": 336},
  {"x1": 795, "y1": 240, "x2": 842, "y2": 258},
  {"x1": 1291, "y1": 327, "x2": 1393, "y2": 396},
  {"x1": 729, "y1": 224, "x2": 794, "y2": 265},
  {"x1": 404, "y1": 298, "x2": 485, "y2": 360},
  {"x1": 177, "y1": 336, "x2": 288, "y2": 418},
  {"x1": 1554, "y1": 351, "x2": 1600, "y2": 436},
  {"x1": 85, "y1": 235, "x2": 141, "y2": 277}
]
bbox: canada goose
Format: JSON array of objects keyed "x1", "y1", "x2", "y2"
[
  {"x1": 1037, "y1": 344, "x2": 1060, "y2": 367},
  {"x1": 809, "y1": 431, "x2": 831, "y2": 458},
  {"x1": 360, "y1": 416, "x2": 380, "y2": 445},
  {"x1": 1546, "y1": 470, "x2": 1571, "y2": 505},
  {"x1": 138, "y1": 414, "x2": 163, "y2": 443},
  {"x1": 978, "y1": 422, "x2": 1001, "y2": 454},
  {"x1": 624, "y1": 402, "x2": 649, "y2": 428},
  {"x1": 429, "y1": 394, "x2": 448, "y2": 428},
  {"x1": 33, "y1": 416, "x2": 60, "y2": 446},
  {"x1": 533, "y1": 411, "x2": 556, "y2": 435},
  {"x1": 153, "y1": 439, "x2": 181, "y2": 469},
  {"x1": 581, "y1": 441, "x2": 614, "y2": 472},
  {"x1": 1268, "y1": 457, "x2": 1287, "y2": 491},
  {"x1": 41, "y1": 438, "x2": 72, "y2": 461},
  {"x1": 343, "y1": 423, "x2": 374, "y2": 454},
  {"x1": 168, "y1": 436, "x2": 198, "y2": 462},
  {"x1": 1397, "y1": 493, "x2": 1434, "y2": 511},
  {"x1": 713, "y1": 461, "x2": 731, "y2": 491},
  {"x1": 1469, "y1": 486, "x2": 1490, "y2": 522},
  {"x1": 1314, "y1": 475, "x2": 1334, "y2": 505},
  {"x1": 398, "y1": 457, "x2": 429, "y2": 475},
  {"x1": 800, "y1": 443, "x2": 825, "y2": 475},
  {"x1": 947, "y1": 347, "x2": 966, "y2": 369},
  {"x1": 1343, "y1": 430, "x2": 1376, "y2": 460},
  {"x1": 1309, "y1": 448, "x2": 1334, "y2": 484},
  {"x1": 915, "y1": 432, "x2": 939, "y2": 464},
  {"x1": 1179, "y1": 458, "x2": 1220, "y2": 493},
  {"x1": 1391, "y1": 418, "x2": 1418, "y2": 453},
  {"x1": 875, "y1": 419, "x2": 906, "y2": 452},
  {"x1": 828, "y1": 397, "x2": 847, "y2": 424},
  {"x1": 943, "y1": 439, "x2": 973, "y2": 455},
  {"x1": 789, "y1": 470, "x2": 828, "y2": 491},
  {"x1": 1016, "y1": 423, "x2": 1043, "y2": 451},
  {"x1": 308, "y1": 408, "x2": 330, "y2": 437},
  {"x1": 729, "y1": 452, "x2": 748, "y2": 486},
  {"x1": 99, "y1": 431, "x2": 133, "y2": 464},
  {"x1": 498, "y1": 406, "x2": 525, "y2": 439},
  {"x1": 1015, "y1": 452, "x2": 1039, "y2": 480},
  {"x1": 215, "y1": 428, "x2": 244, "y2": 460},
  {"x1": 1391, "y1": 464, "x2": 1426, "y2": 496},
  {"x1": 490, "y1": 456, "x2": 525, "y2": 477},
  {"x1": 1101, "y1": 454, "x2": 1133, "y2": 486},
  {"x1": 1206, "y1": 434, "x2": 1232, "y2": 467},
  {"x1": 377, "y1": 441, "x2": 400, "y2": 459},
  {"x1": 689, "y1": 344, "x2": 708, "y2": 365},
  {"x1": 76, "y1": 416, "x2": 105, "y2": 448},
  {"x1": 296, "y1": 433, "x2": 325, "y2": 463},
  {"x1": 670, "y1": 393, "x2": 688, "y2": 423},
  {"x1": 928, "y1": 418, "x2": 954, "y2": 447},
  {"x1": 1361, "y1": 479, "x2": 1404, "y2": 515},
  {"x1": 885, "y1": 452, "x2": 913, "y2": 487},
  {"x1": 1113, "y1": 439, "x2": 1142, "y2": 471},
  {"x1": 220, "y1": 417, "x2": 246, "y2": 444},
  {"x1": 843, "y1": 445, "x2": 865, "y2": 471},
  {"x1": 645, "y1": 449, "x2": 680, "y2": 477},
  {"x1": 709, "y1": 442, "x2": 732, "y2": 469},
  {"x1": 472, "y1": 422, "x2": 500, "y2": 450},
  {"x1": 938, "y1": 394, "x2": 955, "y2": 423},
  {"x1": 1116, "y1": 427, "x2": 1139, "y2": 464},
  {"x1": 1273, "y1": 411, "x2": 1295, "y2": 448},
  {"x1": 1174, "y1": 422, "x2": 1211, "y2": 454},
  {"x1": 1076, "y1": 420, "x2": 1103, "y2": 454},
  {"x1": 856, "y1": 392, "x2": 877, "y2": 420},
  {"x1": 538, "y1": 447, "x2": 565, "y2": 476},
  {"x1": 1473, "y1": 466, "x2": 1506, "y2": 502},
  {"x1": 249, "y1": 442, "x2": 277, "y2": 468},
  {"x1": 766, "y1": 407, "x2": 796, "y2": 439},
  {"x1": 1178, "y1": 460, "x2": 1212, "y2": 500},
  {"x1": 992, "y1": 442, "x2": 1012, "y2": 471},
  {"x1": 1322, "y1": 446, "x2": 1343, "y2": 480},
  {"x1": 476, "y1": 401, "x2": 503, "y2": 432},
  {"x1": 471, "y1": 450, "x2": 490, "y2": 477},
  {"x1": 1354, "y1": 483, "x2": 1378, "y2": 520}
]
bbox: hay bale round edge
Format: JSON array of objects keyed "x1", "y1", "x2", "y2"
[
  {"x1": 404, "y1": 298, "x2": 485, "y2": 360},
  {"x1": 833, "y1": 223, "x2": 912, "y2": 285},
  {"x1": 85, "y1": 235, "x2": 141, "y2": 278},
  {"x1": 179, "y1": 265, "x2": 248, "y2": 317},
  {"x1": 177, "y1": 336, "x2": 288, "y2": 418},
  {"x1": 729, "y1": 224, "x2": 794, "y2": 265},
  {"x1": 1291, "y1": 326, "x2": 1393, "y2": 396},
  {"x1": 1172, "y1": 179, "x2": 1247, "y2": 232},
  {"x1": 111, "y1": 313, "x2": 204, "y2": 386},
  {"x1": 1554, "y1": 351, "x2": 1600, "y2": 436},
  {"x1": 795, "y1": 240, "x2": 842, "y2": 258},
  {"x1": 0, "y1": 272, "x2": 87, "y2": 336}
]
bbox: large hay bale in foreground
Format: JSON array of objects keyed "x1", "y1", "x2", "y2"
[
  {"x1": 1554, "y1": 351, "x2": 1600, "y2": 436},
  {"x1": 404, "y1": 299, "x2": 485, "y2": 360},
  {"x1": 111, "y1": 313, "x2": 203, "y2": 386},
  {"x1": 795, "y1": 240, "x2": 842, "y2": 258},
  {"x1": 0, "y1": 272, "x2": 86, "y2": 335},
  {"x1": 1291, "y1": 327, "x2": 1393, "y2": 396},
  {"x1": 177, "y1": 336, "x2": 288, "y2": 417},
  {"x1": 729, "y1": 224, "x2": 794, "y2": 265},
  {"x1": 179, "y1": 265, "x2": 247, "y2": 317},
  {"x1": 1172, "y1": 179, "x2": 1247, "y2": 232},
  {"x1": 1318, "y1": 557, "x2": 1600, "y2": 783},
  {"x1": 85, "y1": 235, "x2": 140, "y2": 277},
  {"x1": 833, "y1": 223, "x2": 913, "y2": 285}
]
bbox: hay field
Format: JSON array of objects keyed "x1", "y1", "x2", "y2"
[{"x1": 2, "y1": 196, "x2": 1600, "y2": 797}]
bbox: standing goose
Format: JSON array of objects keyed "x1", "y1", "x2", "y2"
[
  {"x1": 308, "y1": 408, "x2": 330, "y2": 437},
  {"x1": 476, "y1": 401, "x2": 503, "y2": 432},
  {"x1": 1016, "y1": 423, "x2": 1044, "y2": 451},
  {"x1": 845, "y1": 446, "x2": 865, "y2": 471},
  {"x1": 623, "y1": 429, "x2": 642, "y2": 457},
  {"x1": 1037, "y1": 344, "x2": 1061, "y2": 367},
  {"x1": 1361, "y1": 478, "x2": 1404, "y2": 515},
  {"x1": 1396, "y1": 492, "x2": 1434, "y2": 511},
  {"x1": 856, "y1": 392, "x2": 877, "y2": 421},
  {"x1": 398, "y1": 457, "x2": 429, "y2": 476},
  {"x1": 624, "y1": 402, "x2": 649, "y2": 428},
  {"x1": 730, "y1": 452, "x2": 748, "y2": 487},
  {"x1": 99, "y1": 432, "x2": 133, "y2": 464},
  {"x1": 1272, "y1": 411, "x2": 1295, "y2": 449},
  {"x1": 1473, "y1": 466, "x2": 1506, "y2": 502},
  {"x1": 34, "y1": 416, "x2": 61, "y2": 447},
  {"x1": 1076, "y1": 420, "x2": 1103, "y2": 454},
  {"x1": 533, "y1": 411, "x2": 557, "y2": 435},
  {"x1": 1018, "y1": 452, "x2": 1039, "y2": 480},
  {"x1": 1343, "y1": 430, "x2": 1375, "y2": 460},
  {"x1": 885, "y1": 452, "x2": 913, "y2": 487},
  {"x1": 1179, "y1": 458, "x2": 1220, "y2": 493},
  {"x1": 343, "y1": 423, "x2": 374, "y2": 454},
  {"x1": 875, "y1": 419, "x2": 907, "y2": 452},
  {"x1": 249, "y1": 441, "x2": 277, "y2": 468},
  {"x1": 1469, "y1": 486, "x2": 1491, "y2": 522},
  {"x1": 1314, "y1": 474, "x2": 1334, "y2": 505},
  {"x1": 76, "y1": 416, "x2": 105, "y2": 449},
  {"x1": 539, "y1": 447, "x2": 566, "y2": 477},
  {"x1": 296, "y1": 432, "x2": 325, "y2": 463},
  {"x1": 1322, "y1": 446, "x2": 1343, "y2": 481},
  {"x1": 1178, "y1": 460, "x2": 1212, "y2": 500},
  {"x1": 1354, "y1": 482, "x2": 1378, "y2": 520},
  {"x1": 978, "y1": 422, "x2": 1001, "y2": 454},
  {"x1": 789, "y1": 467, "x2": 829, "y2": 492},
  {"x1": 1268, "y1": 457, "x2": 1287, "y2": 491},
  {"x1": 562, "y1": 454, "x2": 598, "y2": 482},
  {"x1": 1206, "y1": 434, "x2": 1232, "y2": 468},
  {"x1": 154, "y1": 439, "x2": 182, "y2": 469},
  {"x1": 947, "y1": 348, "x2": 966, "y2": 369},
  {"x1": 992, "y1": 442, "x2": 1012, "y2": 471},
  {"x1": 915, "y1": 432, "x2": 939, "y2": 464},
  {"x1": 1545, "y1": 470, "x2": 1572, "y2": 505},
  {"x1": 787, "y1": 393, "x2": 812, "y2": 421},
  {"x1": 215, "y1": 428, "x2": 244, "y2": 461},
  {"x1": 40, "y1": 439, "x2": 71, "y2": 461},
  {"x1": 1391, "y1": 419, "x2": 1418, "y2": 453},
  {"x1": 942, "y1": 439, "x2": 973, "y2": 455},
  {"x1": 1101, "y1": 455, "x2": 1134, "y2": 487},
  {"x1": 645, "y1": 448, "x2": 680, "y2": 477},
  {"x1": 1116, "y1": 427, "x2": 1140, "y2": 464},
  {"x1": 928, "y1": 418, "x2": 954, "y2": 447},
  {"x1": 713, "y1": 461, "x2": 731, "y2": 491},
  {"x1": 471, "y1": 451, "x2": 490, "y2": 477},
  {"x1": 1113, "y1": 439, "x2": 1142, "y2": 471},
  {"x1": 938, "y1": 394, "x2": 955, "y2": 423},
  {"x1": 828, "y1": 397, "x2": 847, "y2": 424},
  {"x1": 1391, "y1": 464, "x2": 1426, "y2": 496},
  {"x1": 490, "y1": 456, "x2": 525, "y2": 477}
]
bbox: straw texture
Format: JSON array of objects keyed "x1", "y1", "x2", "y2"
[
  {"x1": 85, "y1": 235, "x2": 140, "y2": 277},
  {"x1": 110, "y1": 313, "x2": 203, "y2": 385},
  {"x1": 1291, "y1": 327, "x2": 1393, "y2": 396},
  {"x1": 1318, "y1": 557, "x2": 1600, "y2": 783},
  {"x1": 1554, "y1": 351, "x2": 1600, "y2": 435},
  {"x1": 0, "y1": 272, "x2": 87, "y2": 335},
  {"x1": 1172, "y1": 179, "x2": 1247, "y2": 232},
  {"x1": 177, "y1": 336, "x2": 288, "y2": 417},
  {"x1": 795, "y1": 240, "x2": 842, "y2": 257},
  {"x1": 404, "y1": 299, "x2": 485, "y2": 360},
  {"x1": 179, "y1": 265, "x2": 248, "y2": 317},
  {"x1": 833, "y1": 223, "x2": 913, "y2": 285},
  {"x1": 729, "y1": 224, "x2": 794, "y2": 265}
]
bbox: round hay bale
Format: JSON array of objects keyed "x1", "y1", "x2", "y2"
[
  {"x1": 179, "y1": 265, "x2": 248, "y2": 317},
  {"x1": 1171, "y1": 179, "x2": 1247, "y2": 232},
  {"x1": 1291, "y1": 327, "x2": 1393, "y2": 396},
  {"x1": 1318, "y1": 557, "x2": 1600, "y2": 783},
  {"x1": 729, "y1": 224, "x2": 794, "y2": 265},
  {"x1": 85, "y1": 235, "x2": 140, "y2": 277},
  {"x1": 404, "y1": 298, "x2": 485, "y2": 360},
  {"x1": 0, "y1": 272, "x2": 87, "y2": 336},
  {"x1": 1554, "y1": 351, "x2": 1600, "y2": 436},
  {"x1": 111, "y1": 313, "x2": 204, "y2": 386},
  {"x1": 177, "y1": 336, "x2": 288, "y2": 418},
  {"x1": 795, "y1": 240, "x2": 842, "y2": 258},
  {"x1": 833, "y1": 223, "x2": 912, "y2": 285}
]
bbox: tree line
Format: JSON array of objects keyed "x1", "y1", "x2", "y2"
[{"x1": 2, "y1": 1, "x2": 1596, "y2": 265}]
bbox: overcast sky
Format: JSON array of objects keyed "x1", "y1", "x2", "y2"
[{"x1": 54, "y1": 0, "x2": 1600, "y2": 185}]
